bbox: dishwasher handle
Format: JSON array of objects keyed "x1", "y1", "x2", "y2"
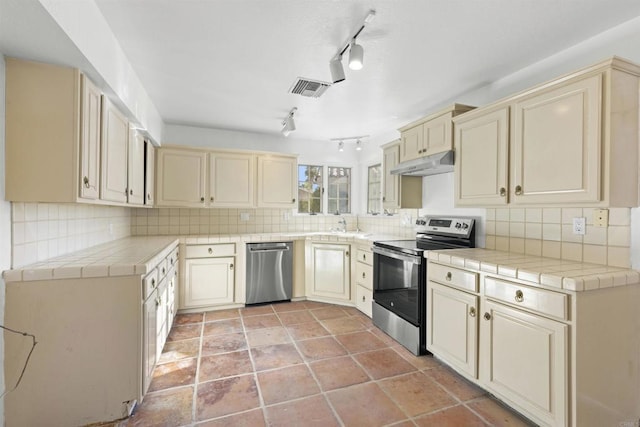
[{"x1": 247, "y1": 243, "x2": 291, "y2": 253}]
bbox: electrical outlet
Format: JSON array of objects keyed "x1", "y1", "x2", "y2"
[
  {"x1": 593, "y1": 209, "x2": 609, "y2": 227},
  {"x1": 240, "y1": 212, "x2": 250, "y2": 221},
  {"x1": 572, "y1": 217, "x2": 586, "y2": 235}
]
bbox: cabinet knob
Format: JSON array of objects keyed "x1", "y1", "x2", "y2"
[
  {"x1": 346, "y1": 251, "x2": 349, "y2": 257},
  {"x1": 208, "y1": 247, "x2": 213, "y2": 254},
  {"x1": 515, "y1": 185, "x2": 523, "y2": 196},
  {"x1": 445, "y1": 272, "x2": 452, "y2": 281},
  {"x1": 515, "y1": 290, "x2": 524, "y2": 303},
  {"x1": 362, "y1": 295, "x2": 366, "y2": 302},
  {"x1": 147, "y1": 193, "x2": 152, "y2": 201},
  {"x1": 200, "y1": 197, "x2": 205, "y2": 202},
  {"x1": 484, "y1": 312, "x2": 491, "y2": 321},
  {"x1": 363, "y1": 254, "x2": 366, "y2": 261},
  {"x1": 499, "y1": 187, "x2": 506, "y2": 197},
  {"x1": 292, "y1": 198, "x2": 296, "y2": 203},
  {"x1": 130, "y1": 189, "x2": 133, "y2": 195},
  {"x1": 210, "y1": 196, "x2": 214, "y2": 202},
  {"x1": 362, "y1": 272, "x2": 366, "y2": 279},
  {"x1": 151, "y1": 278, "x2": 156, "y2": 287},
  {"x1": 382, "y1": 196, "x2": 386, "y2": 202},
  {"x1": 162, "y1": 267, "x2": 166, "y2": 275},
  {"x1": 230, "y1": 263, "x2": 234, "y2": 270},
  {"x1": 469, "y1": 307, "x2": 476, "y2": 317},
  {"x1": 83, "y1": 176, "x2": 90, "y2": 188}
]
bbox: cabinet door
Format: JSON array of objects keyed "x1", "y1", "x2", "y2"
[
  {"x1": 355, "y1": 284, "x2": 373, "y2": 318},
  {"x1": 100, "y1": 97, "x2": 129, "y2": 203},
  {"x1": 209, "y1": 153, "x2": 254, "y2": 207},
  {"x1": 142, "y1": 290, "x2": 158, "y2": 396},
  {"x1": 127, "y1": 127, "x2": 145, "y2": 205},
  {"x1": 382, "y1": 144, "x2": 400, "y2": 209},
  {"x1": 455, "y1": 107, "x2": 509, "y2": 206},
  {"x1": 400, "y1": 125, "x2": 423, "y2": 162},
  {"x1": 145, "y1": 142, "x2": 155, "y2": 206},
  {"x1": 427, "y1": 281, "x2": 478, "y2": 378},
  {"x1": 183, "y1": 257, "x2": 235, "y2": 308},
  {"x1": 79, "y1": 75, "x2": 101, "y2": 200},
  {"x1": 480, "y1": 299, "x2": 568, "y2": 427},
  {"x1": 423, "y1": 113, "x2": 453, "y2": 156},
  {"x1": 156, "y1": 279, "x2": 168, "y2": 358},
  {"x1": 156, "y1": 148, "x2": 207, "y2": 207},
  {"x1": 257, "y1": 156, "x2": 296, "y2": 208},
  {"x1": 511, "y1": 74, "x2": 602, "y2": 204},
  {"x1": 308, "y1": 243, "x2": 350, "y2": 301}
]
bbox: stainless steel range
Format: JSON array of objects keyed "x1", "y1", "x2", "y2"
[{"x1": 372, "y1": 216, "x2": 476, "y2": 355}]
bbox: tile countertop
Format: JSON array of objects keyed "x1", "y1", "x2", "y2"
[
  {"x1": 2, "y1": 232, "x2": 406, "y2": 283},
  {"x1": 426, "y1": 248, "x2": 640, "y2": 292}
]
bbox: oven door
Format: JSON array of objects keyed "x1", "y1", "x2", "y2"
[{"x1": 372, "y1": 246, "x2": 423, "y2": 326}]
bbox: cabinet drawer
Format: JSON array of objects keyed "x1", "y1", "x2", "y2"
[
  {"x1": 143, "y1": 268, "x2": 158, "y2": 300},
  {"x1": 484, "y1": 277, "x2": 568, "y2": 320},
  {"x1": 356, "y1": 262, "x2": 373, "y2": 289},
  {"x1": 356, "y1": 248, "x2": 373, "y2": 265},
  {"x1": 429, "y1": 263, "x2": 478, "y2": 292},
  {"x1": 168, "y1": 247, "x2": 179, "y2": 268},
  {"x1": 186, "y1": 243, "x2": 235, "y2": 258},
  {"x1": 355, "y1": 285, "x2": 373, "y2": 318}
]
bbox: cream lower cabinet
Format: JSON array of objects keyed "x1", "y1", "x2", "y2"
[
  {"x1": 142, "y1": 280, "x2": 158, "y2": 396},
  {"x1": 306, "y1": 242, "x2": 351, "y2": 302},
  {"x1": 182, "y1": 244, "x2": 236, "y2": 309},
  {"x1": 355, "y1": 246, "x2": 373, "y2": 317}
]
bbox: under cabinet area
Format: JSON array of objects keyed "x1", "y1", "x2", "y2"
[
  {"x1": 305, "y1": 242, "x2": 351, "y2": 303},
  {"x1": 182, "y1": 243, "x2": 237, "y2": 309}
]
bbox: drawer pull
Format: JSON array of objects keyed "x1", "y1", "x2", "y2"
[
  {"x1": 469, "y1": 307, "x2": 476, "y2": 317},
  {"x1": 230, "y1": 264, "x2": 234, "y2": 270},
  {"x1": 362, "y1": 272, "x2": 366, "y2": 279},
  {"x1": 208, "y1": 248, "x2": 213, "y2": 254},
  {"x1": 515, "y1": 290, "x2": 524, "y2": 303},
  {"x1": 162, "y1": 267, "x2": 166, "y2": 275},
  {"x1": 515, "y1": 185, "x2": 523, "y2": 196},
  {"x1": 151, "y1": 278, "x2": 156, "y2": 287},
  {"x1": 499, "y1": 187, "x2": 506, "y2": 197},
  {"x1": 83, "y1": 176, "x2": 90, "y2": 188},
  {"x1": 484, "y1": 312, "x2": 491, "y2": 321},
  {"x1": 445, "y1": 272, "x2": 452, "y2": 281},
  {"x1": 363, "y1": 254, "x2": 366, "y2": 261},
  {"x1": 200, "y1": 196, "x2": 205, "y2": 202},
  {"x1": 362, "y1": 295, "x2": 366, "y2": 302}
]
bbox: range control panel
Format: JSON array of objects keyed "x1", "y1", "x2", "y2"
[{"x1": 415, "y1": 217, "x2": 475, "y2": 237}]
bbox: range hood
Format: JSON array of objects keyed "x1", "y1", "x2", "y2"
[{"x1": 390, "y1": 150, "x2": 454, "y2": 176}]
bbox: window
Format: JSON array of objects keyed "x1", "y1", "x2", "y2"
[
  {"x1": 367, "y1": 164, "x2": 382, "y2": 214},
  {"x1": 328, "y1": 167, "x2": 351, "y2": 214},
  {"x1": 297, "y1": 165, "x2": 323, "y2": 213}
]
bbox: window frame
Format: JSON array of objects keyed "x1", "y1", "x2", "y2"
[
  {"x1": 367, "y1": 163, "x2": 382, "y2": 214},
  {"x1": 296, "y1": 164, "x2": 352, "y2": 215}
]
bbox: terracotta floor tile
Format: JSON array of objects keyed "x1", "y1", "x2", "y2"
[
  {"x1": 158, "y1": 338, "x2": 200, "y2": 364},
  {"x1": 196, "y1": 375, "x2": 260, "y2": 421},
  {"x1": 123, "y1": 386, "x2": 193, "y2": 426},
  {"x1": 320, "y1": 316, "x2": 367, "y2": 334},
  {"x1": 204, "y1": 308, "x2": 240, "y2": 322},
  {"x1": 311, "y1": 306, "x2": 350, "y2": 320},
  {"x1": 335, "y1": 330, "x2": 388, "y2": 353},
  {"x1": 265, "y1": 395, "x2": 339, "y2": 427},
  {"x1": 369, "y1": 327, "x2": 402, "y2": 347},
  {"x1": 201, "y1": 332, "x2": 247, "y2": 356},
  {"x1": 257, "y1": 364, "x2": 320, "y2": 405},
  {"x1": 203, "y1": 318, "x2": 243, "y2": 337},
  {"x1": 379, "y1": 371, "x2": 457, "y2": 417},
  {"x1": 392, "y1": 346, "x2": 442, "y2": 370},
  {"x1": 246, "y1": 326, "x2": 291, "y2": 347},
  {"x1": 467, "y1": 397, "x2": 536, "y2": 426},
  {"x1": 415, "y1": 405, "x2": 487, "y2": 427},
  {"x1": 309, "y1": 356, "x2": 370, "y2": 391},
  {"x1": 276, "y1": 310, "x2": 315, "y2": 325},
  {"x1": 296, "y1": 336, "x2": 347, "y2": 361},
  {"x1": 149, "y1": 358, "x2": 197, "y2": 392},
  {"x1": 196, "y1": 408, "x2": 266, "y2": 427},
  {"x1": 303, "y1": 301, "x2": 332, "y2": 309},
  {"x1": 167, "y1": 323, "x2": 202, "y2": 342},
  {"x1": 327, "y1": 382, "x2": 407, "y2": 427},
  {"x1": 242, "y1": 313, "x2": 282, "y2": 330},
  {"x1": 240, "y1": 305, "x2": 275, "y2": 317},
  {"x1": 286, "y1": 320, "x2": 330, "y2": 340},
  {"x1": 354, "y1": 348, "x2": 417, "y2": 380},
  {"x1": 271, "y1": 301, "x2": 308, "y2": 312},
  {"x1": 250, "y1": 343, "x2": 303, "y2": 371},
  {"x1": 199, "y1": 350, "x2": 253, "y2": 382},
  {"x1": 424, "y1": 366, "x2": 487, "y2": 401},
  {"x1": 174, "y1": 312, "x2": 204, "y2": 325}
]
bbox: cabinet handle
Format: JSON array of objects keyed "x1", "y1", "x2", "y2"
[
  {"x1": 445, "y1": 272, "x2": 452, "y2": 281},
  {"x1": 484, "y1": 312, "x2": 491, "y2": 321},
  {"x1": 362, "y1": 295, "x2": 366, "y2": 302},
  {"x1": 129, "y1": 189, "x2": 133, "y2": 195},
  {"x1": 208, "y1": 247, "x2": 213, "y2": 254},
  {"x1": 162, "y1": 267, "x2": 166, "y2": 275},
  {"x1": 125, "y1": 188, "x2": 128, "y2": 195},
  {"x1": 346, "y1": 251, "x2": 349, "y2": 257},
  {"x1": 515, "y1": 290, "x2": 524, "y2": 303},
  {"x1": 230, "y1": 264, "x2": 234, "y2": 270},
  {"x1": 292, "y1": 198, "x2": 296, "y2": 203},
  {"x1": 499, "y1": 187, "x2": 506, "y2": 197},
  {"x1": 515, "y1": 185, "x2": 523, "y2": 196},
  {"x1": 382, "y1": 196, "x2": 386, "y2": 202},
  {"x1": 147, "y1": 193, "x2": 152, "y2": 201},
  {"x1": 151, "y1": 278, "x2": 156, "y2": 287},
  {"x1": 210, "y1": 196, "x2": 214, "y2": 202},
  {"x1": 363, "y1": 254, "x2": 366, "y2": 261},
  {"x1": 83, "y1": 176, "x2": 90, "y2": 188},
  {"x1": 362, "y1": 272, "x2": 366, "y2": 279},
  {"x1": 155, "y1": 297, "x2": 160, "y2": 307},
  {"x1": 469, "y1": 307, "x2": 476, "y2": 317}
]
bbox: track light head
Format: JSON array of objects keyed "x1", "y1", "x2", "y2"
[
  {"x1": 281, "y1": 107, "x2": 297, "y2": 137},
  {"x1": 338, "y1": 141, "x2": 344, "y2": 152},
  {"x1": 329, "y1": 56, "x2": 346, "y2": 84},
  {"x1": 355, "y1": 139, "x2": 362, "y2": 151},
  {"x1": 349, "y1": 39, "x2": 364, "y2": 70}
]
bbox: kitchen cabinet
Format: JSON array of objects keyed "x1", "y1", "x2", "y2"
[
  {"x1": 80, "y1": 74, "x2": 103, "y2": 200},
  {"x1": 355, "y1": 246, "x2": 373, "y2": 317},
  {"x1": 306, "y1": 242, "x2": 351, "y2": 302},
  {"x1": 145, "y1": 141, "x2": 156, "y2": 206},
  {"x1": 257, "y1": 155, "x2": 297, "y2": 208},
  {"x1": 100, "y1": 97, "x2": 129, "y2": 204},
  {"x1": 156, "y1": 148, "x2": 208, "y2": 207},
  {"x1": 454, "y1": 57, "x2": 640, "y2": 207},
  {"x1": 398, "y1": 104, "x2": 474, "y2": 163},
  {"x1": 381, "y1": 141, "x2": 422, "y2": 210},
  {"x1": 182, "y1": 244, "x2": 236, "y2": 309},
  {"x1": 209, "y1": 152, "x2": 255, "y2": 207},
  {"x1": 127, "y1": 126, "x2": 146, "y2": 205},
  {"x1": 142, "y1": 270, "x2": 159, "y2": 396}
]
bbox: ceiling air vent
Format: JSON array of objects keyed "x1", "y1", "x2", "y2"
[{"x1": 289, "y1": 77, "x2": 331, "y2": 98}]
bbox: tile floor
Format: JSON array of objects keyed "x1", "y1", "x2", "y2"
[{"x1": 117, "y1": 301, "x2": 535, "y2": 427}]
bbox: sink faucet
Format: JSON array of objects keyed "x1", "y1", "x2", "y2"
[{"x1": 337, "y1": 217, "x2": 347, "y2": 233}]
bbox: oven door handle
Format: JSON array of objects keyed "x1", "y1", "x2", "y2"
[{"x1": 372, "y1": 246, "x2": 422, "y2": 264}]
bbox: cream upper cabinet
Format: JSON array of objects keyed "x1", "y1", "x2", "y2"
[
  {"x1": 257, "y1": 155, "x2": 297, "y2": 208},
  {"x1": 423, "y1": 112, "x2": 454, "y2": 155},
  {"x1": 156, "y1": 148, "x2": 207, "y2": 207},
  {"x1": 79, "y1": 75, "x2": 102, "y2": 200},
  {"x1": 454, "y1": 58, "x2": 640, "y2": 207},
  {"x1": 145, "y1": 142, "x2": 155, "y2": 206},
  {"x1": 399, "y1": 126, "x2": 423, "y2": 162},
  {"x1": 306, "y1": 242, "x2": 351, "y2": 302},
  {"x1": 127, "y1": 127, "x2": 145, "y2": 206},
  {"x1": 100, "y1": 97, "x2": 129, "y2": 203},
  {"x1": 454, "y1": 107, "x2": 510, "y2": 206},
  {"x1": 209, "y1": 152, "x2": 255, "y2": 207},
  {"x1": 382, "y1": 141, "x2": 422, "y2": 210}
]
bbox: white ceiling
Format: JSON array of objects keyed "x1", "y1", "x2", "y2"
[{"x1": 4, "y1": 1, "x2": 640, "y2": 144}]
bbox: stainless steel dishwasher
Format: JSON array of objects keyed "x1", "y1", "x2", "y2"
[{"x1": 245, "y1": 241, "x2": 293, "y2": 304}]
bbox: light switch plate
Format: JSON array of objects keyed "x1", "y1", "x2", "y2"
[
  {"x1": 573, "y1": 217, "x2": 586, "y2": 235},
  {"x1": 593, "y1": 209, "x2": 609, "y2": 227}
]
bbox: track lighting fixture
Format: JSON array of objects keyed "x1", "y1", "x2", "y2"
[
  {"x1": 331, "y1": 135, "x2": 369, "y2": 152},
  {"x1": 281, "y1": 107, "x2": 297, "y2": 137},
  {"x1": 355, "y1": 139, "x2": 362, "y2": 151},
  {"x1": 328, "y1": 9, "x2": 375, "y2": 83},
  {"x1": 338, "y1": 141, "x2": 344, "y2": 152}
]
